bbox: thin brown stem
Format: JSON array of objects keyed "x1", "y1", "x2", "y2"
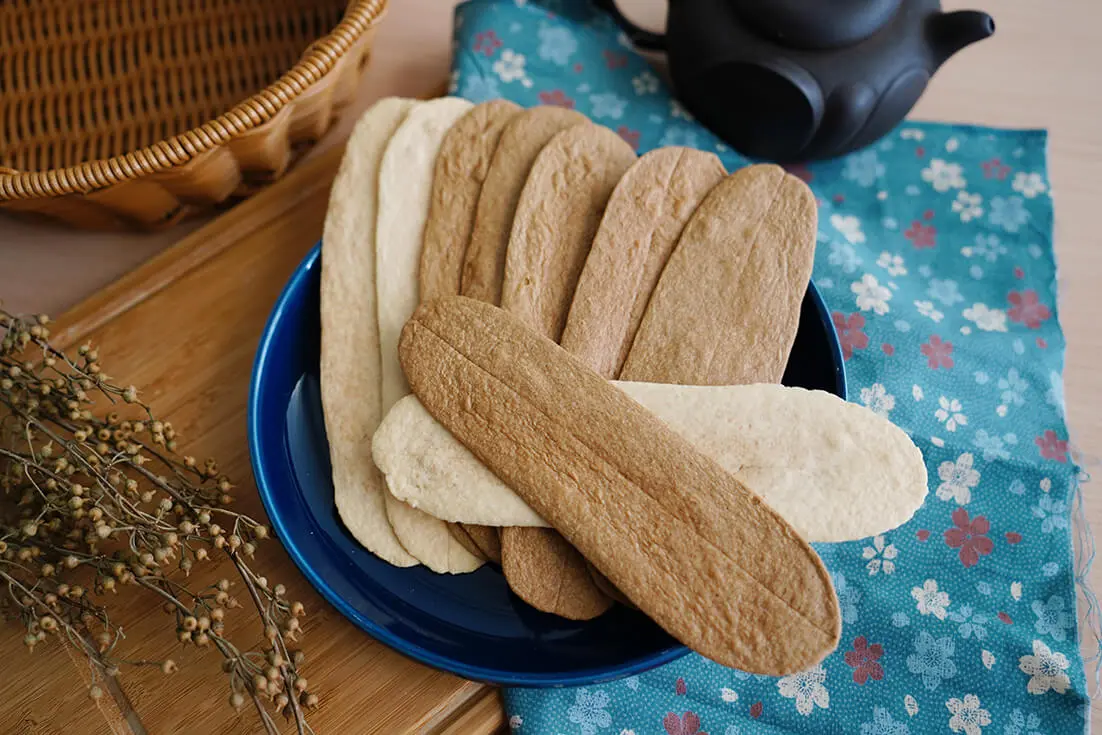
[{"x1": 230, "y1": 551, "x2": 307, "y2": 735}]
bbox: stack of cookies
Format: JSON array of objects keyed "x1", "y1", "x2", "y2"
[{"x1": 319, "y1": 97, "x2": 928, "y2": 675}]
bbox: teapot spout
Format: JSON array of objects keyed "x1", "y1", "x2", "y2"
[{"x1": 927, "y1": 10, "x2": 995, "y2": 66}]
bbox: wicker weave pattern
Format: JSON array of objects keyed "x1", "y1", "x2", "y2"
[{"x1": 0, "y1": 0, "x2": 387, "y2": 230}]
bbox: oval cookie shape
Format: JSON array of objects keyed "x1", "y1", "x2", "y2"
[
  {"x1": 500, "y1": 123, "x2": 638, "y2": 342},
  {"x1": 320, "y1": 97, "x2": 420, "y2": 568},
  {"x1": 420, "y1": 99, "x2": 522, "y2": 302},
  {"x1": 461, "y1": 106, "x2": 589, "y2": 305},
  {"x1": 377, "y1": 95, "x2": 474, "y2": 413},
  {"x1": 620, "y1": 163, "x2": 818, "y2": 385},
  {"x1": 399, "y1": 296, "x2": 842, "y2": 675},
  {"x1": 501, "y1": 527, "x2": 612, "y2": 620},
  {"x1": 560, "y1": 147, "x2": 727, "y2": 378},
  {"x1": 372, "y1": 384, "x2": 927, "y2": 541}
]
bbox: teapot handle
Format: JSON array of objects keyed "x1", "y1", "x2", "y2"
[{"x1": 591, "y1": 0, "x2": 667, "y2": 51}]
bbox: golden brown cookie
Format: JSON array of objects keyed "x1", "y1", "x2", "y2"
[
  {"x1": 461, "y1": 523, "x2": 503, "y2": 565},
  {"x1": 447, "y1": 522, "x2": 488, "y2": 562},
  {"x1": 491, "y1": 122, "x2": 636, "y2": 619},
  {"x1": 420, "y1": 100, "x2": 522, "y2": 302},
  {"x1": 559, "y1": 147, "x2": 726, "y2": 378},
  {"x1": 619, "y1": 164, "x2": 818, "y2": 385},
  {"x1": 461, "y1": 106, "x2": 589, "y2": 304},
  {"x1": 501, "y1": 528, "x2": 612, "y2": 620},
  {"x1": 586, "y1": 563, "x2": 636, "y2": 610},
  {"x1": 399, "y1": 296, "x2": 840, "y2": 675},
  {"x1": 500, "y1": 123, "x2": 637, "y2": 342}
]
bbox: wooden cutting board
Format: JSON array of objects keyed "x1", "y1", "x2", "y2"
[{"x1": 0, "y1": 135, "x2": 506, "y2": 735}]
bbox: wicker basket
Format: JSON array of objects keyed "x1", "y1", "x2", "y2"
[{"x1": 0, "y1": 0, "x2": 387, "y2": 231}]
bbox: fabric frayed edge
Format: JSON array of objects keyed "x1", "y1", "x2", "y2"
[{"x1": 1071, "y1": 461, "x2": 1101, "y2": 701}]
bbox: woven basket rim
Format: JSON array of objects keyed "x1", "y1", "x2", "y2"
[{"x1": 0, "y1": 0, "x2": 388, "y2": 202}]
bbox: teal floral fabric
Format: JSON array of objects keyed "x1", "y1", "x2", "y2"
[{"x1": 452, "y1": 2, "x2": 1089, "y2": 732}]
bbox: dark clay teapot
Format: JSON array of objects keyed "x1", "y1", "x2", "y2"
[{"x1": 595, "y1": 0, "x2": 995, "y2": 161}]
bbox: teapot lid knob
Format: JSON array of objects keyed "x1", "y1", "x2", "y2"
[{"x1": 732, "y1": 0, "x2": 903, "y2": 49}]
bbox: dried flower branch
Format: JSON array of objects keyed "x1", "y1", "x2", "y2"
[{"x1": 0, "y1": 310, "x2": 314, "y2": 734}]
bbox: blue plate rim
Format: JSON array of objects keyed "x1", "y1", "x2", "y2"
[{"x1": 248, "y1": 240, "x2": 847, "y2": 687}]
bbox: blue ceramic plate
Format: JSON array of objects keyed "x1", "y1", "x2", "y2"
[{"x1": 248, "y1": 243, "x2": 847, "y2": 687}]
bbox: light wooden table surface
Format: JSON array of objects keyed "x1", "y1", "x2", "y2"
[{"x1": 2, "y1": 0, "x2": 1101, "y2": 723}]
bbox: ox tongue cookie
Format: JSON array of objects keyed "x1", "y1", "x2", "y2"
[
  {"x1": 621, "y1": 163, "x2": 818, "y2": 385},
  {"x1": 372, "y1": 384, "x2": 928, "y2": 542},
  {"x1": 420, "y1": 99, "x2": 522, "y2": 302},
  {"x1": 375, "y1": 96, "x2": 482, "y2": 574},
  {"x1": 319, "y1": 97, "x2": 419, "y2": 568},
  {"x1": 560, "y1": 147, "x2": 727, "y2": 378},
  {"x1": 461, "y1": 106, "x2": 588, "y2": 304},
  {"x1": 399, "y1": 296, "x2": 841, "y2": 675},
  {"x1": 497, "y1": 121, "x2": 637, "y2": 619}
]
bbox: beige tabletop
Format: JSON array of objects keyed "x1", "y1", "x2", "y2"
[{"x1": 2, "y1": 0, "x2": 1101, "y2": 707}]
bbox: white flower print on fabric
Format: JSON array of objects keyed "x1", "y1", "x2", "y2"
[
  {"x1": 963, "y1": 303, "x2": 1008, "y2": 332},
  {"x1": 1012, "y1": 171, "x2": 1048, "y2": 199},
  {"x1": 589, "y1": 92, "x2": 627, "y2": 119},
  {"x1": 493, "y1": 49, "x2": 528, "y2": 83},
  {"x1": 862, "y1": 535, "x2": 898, "y2": 575},
  {"x1": 1032, "y1": 595, "x2": 1075, "y2": 642},
  {"x1": 1003, "y1": 708, "x2": 1044, "y2": 735},
  {"x1": 877, "y1": 251, "x2": 907, "y2": 276},
  {"x1": 631, "y1": 70, "x2": 658, "y2": 95},
  {"x1": 998, "y1": 368, "x2": 1028, "y2": 407},
  {"x1": 935, "y1": 396, "x2": 967, "y2": 432},
  {"x1": 915, "y1": 300, "x2": 944, "y2": 322},
  {"x1": 913, "y1": 385, "x2": 925, "y2": 401},
  {"x1": 659, "y1": 126, "x2": 698, "y2": 147},
  {"x1": 1011, "y1": 581, "x2": 1023, "y2": 601},
  {"x1": 1018, "y1": 640, "x2": 1071, "y2": 695},
  {"x1": 830, "y1": 213, "x2": 866, "y2": 244},
  {"x1": 936, "y1": 453, "x2": 980, "y2": 505},
  {"x1": 537, "y1": 25, "x2": 577, "y2": 65},
  {"x1": 948, "y1": 604, "x2": 989, "y2": 640},
  {"x1": 720, "y1": 687, "x2": 738, "y2": 703},
  {"x1": 907, "y1": 630, "x2": 957, "y2": 689},
  {"x1": 904, "y1": 695, "x2": 919, "y2": 717},
  {"x1": 982, "y1": 650, "x2": 995, "y2": 670},
  {"x1": 928, "y1": 278, "x2": 964, "y2": 306},
  {"x1": 835, "y1": 573, "x2": 861, "y2": 624},
  {"x1": 852, "y1": 274, "x2": 892, "y2": 315},
  {"x1": 509, "y1": 714, "x2": 523, "y2": 729},
  {"x1": 670, "y1": 99, "x2": 694, "y2": 120},
  {"x1": 989, "y1": 196, "x2": 1030, "y2": 233},
  {"x1": 566, "y1": 688, "x2": 613, "y2": 735},
  {"x1": 860, "y1": 706, "x2": 909, "y2": 734},
  {"x1": 777, "y1": 665, "x2": 830, "y2": 716},
  {"x1": 1031, "y1": 495, "x2": 1069, "y2": 534},
  {"x1": 921, "y1": 158, "x2": 966, "y2": 192},
  {"x1": 946, "y1": 694, "x2": 991, "y2": 735},
  {"x1": 952, "y1": 191, "x2": 984, "y2": 222},
  {"x1": 1046, "y1": 371, "x2": 1066, "y2": 411},
  {"x1": 912, "y1": 579, "x2": 951, "y2": 620},
  {"x1": 843, "y1": 149, "x2": 885, "y2": 187},
  {"x1": 829, "y1": 241, "x2": 862, "y2": 273},
  {"x1": 460, "y1": 73, "x2": 501, "y2": 101},
  {"x1": 963, "y1": 234, "x2": 1006, "y2": 263},
  {"x1": 900, "y1": 128, "x2": 925, "y2": 140},
  {"x1": 860, "y1": 383, "x2": 896, "y2": 418},
  {"x1": 972, "y1": 430, "x2": 1017, "y2": 462}
]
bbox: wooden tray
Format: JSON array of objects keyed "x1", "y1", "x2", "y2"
[{"x1": 0, "y1": 128, "x2": 505, "y2": 734}]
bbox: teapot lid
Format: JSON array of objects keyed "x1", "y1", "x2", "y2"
[{"x1": 732, "y1": 0, "x2": 903, "y2": 49}]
